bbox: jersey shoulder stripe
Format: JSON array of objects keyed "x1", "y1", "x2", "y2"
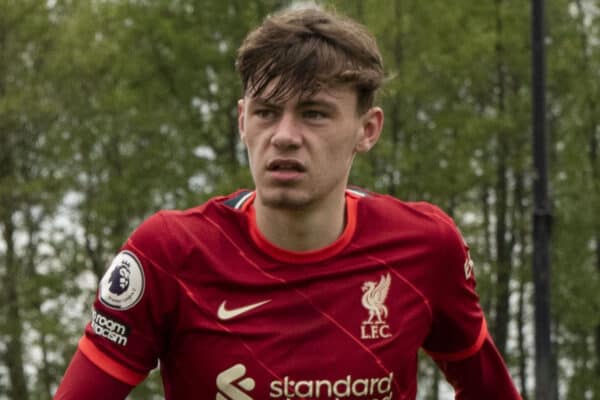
[
  {"x1": 78, "y1": 336, "x2": 147, "y2": 386},
  {"x1": 222, "y1": 190, "x2": 254, "y2": 210}
]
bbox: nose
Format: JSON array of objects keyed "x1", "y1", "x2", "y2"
[{"x1": 270, "y1": 112, "x2": 302, "y2": 149}]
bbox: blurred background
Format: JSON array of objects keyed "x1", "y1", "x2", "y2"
[{"x1": 0, "y1": 0, "x2": 598, "y2": 399}]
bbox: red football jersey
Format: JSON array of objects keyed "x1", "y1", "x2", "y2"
[{"x1": 79, "y1": 189, "x2": 487, "y2": 399}]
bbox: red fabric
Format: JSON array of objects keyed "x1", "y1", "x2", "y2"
[
  {"x1": 78, "y1": 336, "x2": 147, "y2": 386},
  {"x1": 434, "y1": 334, "x2": 522, "y2": 399},
  {"x1": 54, "y1": 350, "x2": 133, "y2": 400},
  {"x1": 426, "y1": 318, "x2": 488, "y2": 362},
  {"x1": 66, "y1": 190, "x2": 517, "y2": 398}
]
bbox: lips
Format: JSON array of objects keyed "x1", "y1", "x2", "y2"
[{"x1": 266, "y1": 158, "x2": 306, "y2": 172}]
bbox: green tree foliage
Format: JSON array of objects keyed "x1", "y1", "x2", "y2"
[
  {"x1": 547, "y1": 0, "x2": 600, "y2": 398},
  {"x1": 0, "y1": 1, "x2": 70, "y2": 398},
  {"x1": 0, "y1": 0, "x2": 598, "y2": 399}
]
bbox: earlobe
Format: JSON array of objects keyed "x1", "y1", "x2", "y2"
[{"x1": 355, "y1": 107, "x2": 384, "y2": 153}]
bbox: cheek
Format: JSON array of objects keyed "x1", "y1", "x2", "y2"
[
  {"x1": 244, "y1": 136, "x2": 260, "y2": 158},
  {"x1": 242, "y1": 136, "x2": 263, "y2": 169},
  {"x1": 327, "y1": 132, "x2": 359, "y2": 159}
]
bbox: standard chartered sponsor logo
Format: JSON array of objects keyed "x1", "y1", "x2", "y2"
[
  {"x1": 216, "y1": 364, "x2": 393, "y2": 400},
  {"x1": 270, "y1": 373, "x2": 394, "y2": 399},
  {"x1": 91, "y1": 310, "x2": 129, "y2": 346},
  {"x1": 216, "y1": 364, "x2": 255, "y2": 400}
]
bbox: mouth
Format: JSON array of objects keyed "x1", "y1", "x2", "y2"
[{"x1": 266, "y1": 159, "x2": 307, "y2": 172}]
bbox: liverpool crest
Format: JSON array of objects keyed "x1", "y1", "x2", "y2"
[{"x1": 361, "y1": 273, "x2": 392, "y2": 339}]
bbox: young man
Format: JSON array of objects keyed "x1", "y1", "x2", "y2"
[{"x1": 55, "y1": 7, "x2": 521, "y2": 400}]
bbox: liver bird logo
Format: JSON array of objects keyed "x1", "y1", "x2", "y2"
[{"x1": 361, "y1": 273, "x2": 391, "y2": 324}]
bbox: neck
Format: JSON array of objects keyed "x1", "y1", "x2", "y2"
[{"x1": 253, "y1": 193, "x2": 347, "y2": 252}]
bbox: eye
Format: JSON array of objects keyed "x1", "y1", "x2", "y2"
[
  {"x1": 303, "y1": 110, "x2": 328, "y2": 120},
  {"x1": 254, "y1": 108, "x2": 277, "y2": 120}
]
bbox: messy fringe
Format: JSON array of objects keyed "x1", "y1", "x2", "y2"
[{"x1": 236, "y1": 8, "x2": 384, "y2": 114}]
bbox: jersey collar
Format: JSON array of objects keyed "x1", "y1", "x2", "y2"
[{"x1": 239, "y1": 190, "x2": 362, "y2": 264}]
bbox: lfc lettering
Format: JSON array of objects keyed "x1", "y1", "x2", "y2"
[{"x1": 360, "y1": 323, "x2": 392, "y2": 340}]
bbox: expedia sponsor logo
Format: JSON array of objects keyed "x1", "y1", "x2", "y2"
[
  {"x1": 91, "y1": 310, "x2": 130, "y2": 346},
  {"x1": 216, "y1": 364, "x2": 394, "y2": 399}
]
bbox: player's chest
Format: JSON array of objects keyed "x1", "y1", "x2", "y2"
[{"x1": 161, "y1": 257, "x2": 432, "y2": 399}]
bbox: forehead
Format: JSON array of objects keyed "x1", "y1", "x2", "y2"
[{"x1": 246, "y1": 82, "x2": 358, "y2": 108}]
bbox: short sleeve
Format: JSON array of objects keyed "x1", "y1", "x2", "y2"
[
  {"x1": 421, "y1": 212, "x2": 487, "y2": 362},
  {"x1": 79, "y1": 212, "x2": 180, "y2": 386}
]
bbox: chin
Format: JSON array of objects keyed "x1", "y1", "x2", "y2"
[{"x1": 258, "y1": 188, "x2": 314, "y2": 210}]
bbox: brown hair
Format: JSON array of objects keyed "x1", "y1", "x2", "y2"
[{"x1": 236, "y1": 7, "x2": 384, "y2": 114}]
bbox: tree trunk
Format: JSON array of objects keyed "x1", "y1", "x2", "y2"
[
  {"x1": 480, "y1": 186, "x2": 493, "y2": 315},
  {"x1": 2, "y1": 211, "x2": 29, "y2": 400},
  {"x1": 389, "y1": 0, "x2": 404, "y2": 197},
  {"x1": 83, "y1": 200, "x2": 106, "y2": 282},
  {"x1": 431, "y1": 366, "x2": 440, "y2": 400},
  {"x1": 515, "y1": 172, "x2": 528, "y2": 399},
  {"x1": 574, "y1": 0, "x2": 600, "y2": 381},
  {"x1": 24, "y1": 208, "x2": 54, "y2": 399},
  {"x1": 492, "y1": 0, "x2": 512, "y2": 356},
  {"x1": 40, "y1": 332, "x2": 53, "y2": 399}
]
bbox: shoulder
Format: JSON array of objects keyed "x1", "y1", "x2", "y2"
[
  {"x1": 354, "y1": 188, "x2": 461, "y2": 242},
  {"x1": 133, "y1": 190, "x2": 250, "y2": 236},
  {"x1": 125, "y1": 190, "x2": 251, "y2": 271}
]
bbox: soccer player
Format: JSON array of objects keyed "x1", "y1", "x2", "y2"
[{"x1": 55, "y1": 6, "x2": 522, "y2": 400}]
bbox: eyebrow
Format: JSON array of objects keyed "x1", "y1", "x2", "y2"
[
  {"x1": 250, "y1": 97, "x2": 339, "y2": 112},
  {"x1": 297, "y1": 99, "x2": 338, "y2": 111},
  {"x1": 249, "y1": 98, "x2": 279, "y2": 108}
]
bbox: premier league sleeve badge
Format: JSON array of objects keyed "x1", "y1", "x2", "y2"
[{"x1": 99, "y1": 250, "x2": 145, "y2": 310}]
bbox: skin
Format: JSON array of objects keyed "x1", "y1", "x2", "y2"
[{"x1": 238, "y1": 83, "x2": 384, "y2": 252}]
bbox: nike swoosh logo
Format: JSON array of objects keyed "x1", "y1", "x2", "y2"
[{"x1": 217, "y1": 299, "x2": 271, "y2": 320}]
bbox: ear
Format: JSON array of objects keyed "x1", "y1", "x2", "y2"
[
  {"x1": 355, "y1": 107, "x2": 384, "y2": 153},
  {"x1": 237, "y1": 99, "x2": 246, "y2": 144}
]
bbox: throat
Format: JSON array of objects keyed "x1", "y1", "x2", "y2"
[{"x1": 252, "y1": 200, "x2": 346, "y2": 252}]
